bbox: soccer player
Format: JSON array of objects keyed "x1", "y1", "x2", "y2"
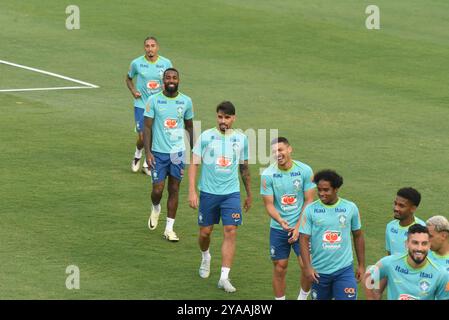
[
  {"x1": 299, "y1": 170, "x2": 365, "y2": 300},
  {"x1": 143, "y1": 68, "x2": 193, "y2": 242},
  {"x1": 427, "y1": 215, "x2": 449, "y2": 273},
  {"x1": 126, "y1": 36, "x2": 173, "y2": 175},
  {"x1": 364, "y1": 224, "x2": 449, "y2": 300},
  {"x1": 386, "y1": 187, "x2": 425, "y2": 255},
  {"x1": 188, "y1": 101, "x2": 251, "y2": 293},
  {"x1": 260, "y1": 137, "x2": 316, "y2": 300}
]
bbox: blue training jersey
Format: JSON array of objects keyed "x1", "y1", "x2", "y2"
[
  {"x1": 260, "y1": 161, "x2": 315, "y2": 230},
  {"x1": 144, "y1": 91, "x2": 193, "y2": 153},
  {"x1": 299, "y1": 198, "x2": 362, "y2": 274},
  {"x1": 385, "y1": 217, "x2": 426, "y2": 255},
  {"x1": 192, "y1": 128, "x2": 248, "y2": 195},
  {"x1": 369, "y1": 254, "x2": 449, "y2": 300},
  {"x1": 128, "y1": 55, "x2": 172, "y2": 109},
  {"x1": 428, "y1": 251, "x2": 449, "y2": 274}
]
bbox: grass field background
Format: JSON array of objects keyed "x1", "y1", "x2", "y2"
[{"x1": 1, "y1": 0, "x2": 448, "y2": 299}]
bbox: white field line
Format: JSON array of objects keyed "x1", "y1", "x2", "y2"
[
  {"x1": 0, "y1": 59, "x2": 99, "y2": 91},
  {"x1": 0, "y1": 86, "x2": 96, "y2": 92}
]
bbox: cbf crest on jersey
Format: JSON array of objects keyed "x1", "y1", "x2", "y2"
[
  {"x1": 293, "y1": 179, "x2": 301, "y2": 191},
  {"x1": 338, "y1": 214, "x2": 347, "y2": 228},
  {"x1": 177, "y1": 106, "x2": 184, "y2": 120},
  {"x1": 419, "y1": 280, "x2": 431, "y2": 295}
]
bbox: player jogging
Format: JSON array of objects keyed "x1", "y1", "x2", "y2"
[{"x1": 126, "y1": 36, "x2": 172, "y2": 175}]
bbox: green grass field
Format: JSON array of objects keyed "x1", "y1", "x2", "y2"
[{"x1": 1, "y1": 0, "x2": 448, "y2": 299}]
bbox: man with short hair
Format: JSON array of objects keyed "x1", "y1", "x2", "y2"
[
  {"x1": 299, "y1": 169, "x2": 365, "y2": 300},
  {"x1": 188, "y1": 101, "x2": 251, "y2": 293},
  {"x1": 143, "y1": 68, "x2": 193, "y2": 242},
  {"x1": 260, "y1": 137, "x2": 315, "y2": 300},
  {"x1": 364, "y1": 224, "x2": 449, "y2": 300},
  {"x1": 386, "y1": 187, "x2": 426, "y2": 255},
  {"x1": 126, "y1": 36, "x2": 173, "y2": 175},
  {"x1": 427, "y1": 215, "x2": 449, "y2": 273}
]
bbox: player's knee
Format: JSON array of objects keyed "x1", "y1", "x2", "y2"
[
  {"x1": 167, "y1": 180, "x2": 180, "y2": 195},
  {"x1": 200, "y1": 229, "x2": 212, "y2": 239},
  {"x1": 274, "y1": 262, "x2": 288, "y2": 276},
  {"x1": 223, "y1": 226, "x2": 237, "y2": 237},
  {"x1": 152, "y1": 184, "x2": 165, "y2": 196},
  {"x1": 168, "y1": 185, "x2": 179, "y2": 196}
]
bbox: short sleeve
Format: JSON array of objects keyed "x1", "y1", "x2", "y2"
[
  {"x1": 144, "y1": 96, "x2": 155, "y2": 118},
  {"x1": 351, "y1": 204, "x2": 362, "y2": 231},
  {"x1": 376, "y1": 257, "x2": 389, "y2": 280},
  {"x1": 192, "y1": 132, "x2": 204, "y2": 157},
  {"x1": 184, "y1": 98, "x2": 194, "y2": 120},
  {"x1": 260, "y1": 174, "x2": 273, "y2": 196},
  {"x1": 299, "y1": 206, "x2": 312, "y2": 235},
  {"x1": 302, "y1": 165, "x2": 316, "y2": 192},
  {"x1": 128, "y1": 61, "x2": 137, "y2": 79},
  {"x1": 166, "y1": 59, "x2": 173, "y2": 69},
  {"x1": 240, "y1": 135, "x2": 249, "y2": 161},
  {"x1": 385, "y1": 225, "x2": 391, "y2": 253},
  {"x1": 436, "y1": 273, "x2": 449, "y2": 300}
]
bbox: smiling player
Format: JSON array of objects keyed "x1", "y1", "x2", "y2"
[
  {"x1": 143, "y1": 68, "x2": 193, "y2": 242},
  {"x1": 364, "y1": 224, "x2": 449, "y2": 300},
  {"x1": 260, "y1": 137, "x2": 316, "y2": 300},
  {"x1": 299, "y1": 169, "x2": 365, "y2": 300}
]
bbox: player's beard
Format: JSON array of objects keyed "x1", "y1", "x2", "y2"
[
  {"x1": 409, "y1": 250, "x2": 427, "y2": 265},
  {"x1": 219, "y1": 123, "x2": 228, "y2": 133},
  {"x1": 165, "y1": 83, "x2": 178, "y2": 94}
]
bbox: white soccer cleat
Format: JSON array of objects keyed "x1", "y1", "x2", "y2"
[
  {"x1": 163, "y1": 230, "x2": 179, "y2": 242},
  {"x1": 141, "y1": 166, "x2": 151, "y2": 176},
  {"x1": 218, "y1": 278, "x2": 236, "y2": 293},
  {"x1": 131, "y1": 158, "x2": 141, "y2": 173},
  {"x1": 199, "y1": 258, "x2": 211, "y2": 278},
  {"x1": 148, "y1": 207, "x2": 161, "y2": 230}
]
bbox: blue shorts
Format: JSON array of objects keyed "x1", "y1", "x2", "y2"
[
  {"x1": 134, "y1": 107, "x2": 145, "y2": 133},
  {"x1": 311, "y1": 264, "x2": 357, "y2": 300},
  {"x1": 150, "y1": 151, "x2": 185, "y2": 184},
  {"x1": 198, "y1": 191, "x2": 242, "y2": 226},
  {"x1": 269, "y1": 228, "x2": 300, "y2": 261}
]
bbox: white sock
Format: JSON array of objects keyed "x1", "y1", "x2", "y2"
[
  {"x1": 165, "y1": 217, "x2": 175, "y2": 232},
  {"x1": 275, "y1": 296, "x2": 286, "y2": 300},
  {"x1": 220, "y1": 267, "x2": 230, "y2": 280},
  {"x1": 152, "y1": 204, "x2": 161, "y2": 213},
  {"x1": 134, "y1": 147, "x2": 143, "y2": 159},
  {"x1": 201, "y1": 249, "x2": 211, "y2": 260},
  {"x1": 297, "y1": 288, "x2": 310, "y2": 300},
  {"x1": 143, "y1": 159, "x2": 148, "y2": 168}
]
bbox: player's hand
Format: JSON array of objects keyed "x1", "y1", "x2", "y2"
[
  {"x1": 243, "y1": 195, "x2": 252, "y2": 212},
  {"x1": 305, "y1": 267, "x2": 320, "y2": 284},
  {"x1": 288, "y1": 228, "x2": 299, "y2": 244},
  {"x1": 133, "y1": 90, "x2": 142, "y2": 99},
  {"x1": 279, "y1": 219, "x2": 292, "y2": 232},
  {"x1": 189, "y1": 190, "x2": 199, "y2": 209},
  {"x1": 355, "y1": 265, "x2": 365, "y2": 283},
  {"x1": 146, "y1": 152, "x2": 156, "y2": 168}
]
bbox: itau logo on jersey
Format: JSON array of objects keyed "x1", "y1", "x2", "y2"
[
  {"x1": 322, "y1": 230, "x2": 342, "y2": 249},
  {"x1": 164, "y1": 118, "x2": 178, "y2": 129},
  {"x1": 398, "y1": 294, "x2": 418, "y2": 300},
  {"x1": 280, "y1": 194, "x2": 298, "y2": 211},
  {"x1": 147, "y1": 80, "x2": 160, "y2": 90}
]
